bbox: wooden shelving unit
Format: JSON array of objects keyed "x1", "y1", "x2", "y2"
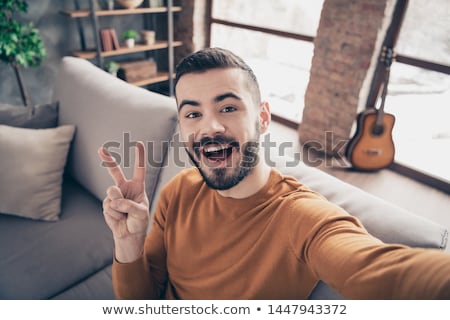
[
  {"x1": 130, "y1": 72, "x2": 175, "y2": 87},
  {"x1": 62, "y1": 0, "x2": 180, "y2": 95},
  {"x1": 73, "y1": 41, "x2": 183, "y2": 59},
  {"x1": 60, "y1": 6, "x2": 182, "y2": 18}
]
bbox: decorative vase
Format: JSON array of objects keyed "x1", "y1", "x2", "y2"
[
  {"x1": 149, "y1": 0, "x2": 163, "y2": 8},
  {"x1": 116, "y1": 0, "x2": 144, "y2": 9},
  {"x1": 141, "y1": 30, "x2": 155, "y2": 45}
]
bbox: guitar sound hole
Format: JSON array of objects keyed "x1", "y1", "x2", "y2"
[{"x1": 372, "y1": 124, "x2": 384, "y2": 136}]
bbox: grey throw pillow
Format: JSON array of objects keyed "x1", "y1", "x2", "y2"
[
  {"x1": 0, "y1": 101, "x2": 59, "y2": 129},
  {"x1": 0, "y1": 124, "x2": 76, "y2": 221}
]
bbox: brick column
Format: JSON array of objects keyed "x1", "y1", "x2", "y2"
[
  {"x1": 174, "y1": 0, "x2": 210, "y2": 64},
  {"x1": 299, "y1": 0, "x2": 395, "y2": 156}
]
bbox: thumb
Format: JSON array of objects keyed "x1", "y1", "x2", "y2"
[{"x1": 107, "y1": 185, "x2": 124, "y2": 201}]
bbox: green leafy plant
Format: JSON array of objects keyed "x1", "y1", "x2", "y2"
[
  {"x1": 122, "y1": 29, "x2": 139, "y2": 40},
  {"x1": 105, "y1": 61, "x2": 120, "y2": 74},
  {"x1": 0, "y1": 0, "x2": 47, "y2": 106}
]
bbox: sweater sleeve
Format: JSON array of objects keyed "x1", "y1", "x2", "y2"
[
  {"x1": 112, "y1": 191, "x2": 169, "y2": 299},
  {"x1": 289, "y1": 197, "x2": 450, "y2": 299}
]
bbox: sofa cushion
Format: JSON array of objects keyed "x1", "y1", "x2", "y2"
[
  {"x1": 0, "y1": 178, "x2": 113, "y2": 299},
  {"x1": 52, "y1": 265, "x2": 114, "y2": 300},
  {"x1": 0, "y1": 101, "x2": 58, "y2": 129},
  {"x1": 0, "y1": 124, "x2": 75, "y2": 221},
  {"x1": 53, "y1": 57, "x2": 178, "y2": 207}
]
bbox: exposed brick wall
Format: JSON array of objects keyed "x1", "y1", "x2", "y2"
[
  {"x1": 299, "y1": 0, "x2": 394, "y2": 156},
  {"x1": 174, "y1": 0, "x2": 210, "y2": 65},
  {"x1": 174, "y1": 0, "x2": 195, "y2": 64}
]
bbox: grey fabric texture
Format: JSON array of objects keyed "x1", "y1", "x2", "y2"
[
  {"x1": 52, "y1": 265, "x2": 114, "y2": 300},
  {"x1": 0, "y1": 124, "x2": 76, "y2": 221},
  {"x1": 0, "y1": 178, "x2": 113, "y2": 299},
  {"x1": 0, "y1": 102, "x2": 59, "y2": 129},
  {"x1": 53, "y1": 57, "x2": 178, "y2": 206}
]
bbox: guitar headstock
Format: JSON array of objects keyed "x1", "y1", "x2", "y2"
[{"x1": 381, "y1": 46, "x2": 395, "y2": 67}]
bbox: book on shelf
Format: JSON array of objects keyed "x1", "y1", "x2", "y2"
[
  {"x1": 110, "y1": 29, "x2": 120, "y2": 50},
  {"x1": 100, "y1": 28, "x2": 120, "y2": 51}
]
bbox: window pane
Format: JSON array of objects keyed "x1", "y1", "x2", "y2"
[
  {"x1": 396, "y1": 0, "x2": 450, "y2": 65},
  {"x1": 385, "y1": 63, "x2": 450, "y2": 182},
  {"x1": 211, "y1": 24, "x2": 315, "y2": 123},
  {"x1": 212, "y1": 0, "x2": 324, "y2": 36}
]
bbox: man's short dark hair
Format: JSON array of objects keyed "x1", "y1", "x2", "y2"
[{"x1": 174, "y1": 47, "x2": 261, "y2": 104}]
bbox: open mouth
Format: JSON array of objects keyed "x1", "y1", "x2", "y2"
[{"x1": 201, "y1": 144, "x2": 235, "y2": 164}]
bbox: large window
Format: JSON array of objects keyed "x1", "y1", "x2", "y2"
[
  {"x1": 385, "y1": 0, "x2": 450, "y2": 187},
  {"x1": 210, "y1": 0, "x2": 324, "y2": 125},
  {"x1": 208, "y1": 0, "x2": 449, "y2": 190}
]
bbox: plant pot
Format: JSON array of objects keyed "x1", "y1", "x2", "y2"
[{"x1": 125, "y1": 38, "x2": 135, "y2": 48}]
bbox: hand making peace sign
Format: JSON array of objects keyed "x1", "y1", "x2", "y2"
[{"x1": 98, "y1": 141, "x2": 149, "y2": 262}]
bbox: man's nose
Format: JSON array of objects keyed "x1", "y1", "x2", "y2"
[{"x1": 199, "y1": 114, "x2": 226, "y2": 137}]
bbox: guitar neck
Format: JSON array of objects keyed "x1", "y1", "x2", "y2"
[{"x1": 375, "y1": 46, "x2": 394, "y2": 127}]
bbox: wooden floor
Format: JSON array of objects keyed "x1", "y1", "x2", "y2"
[{"x1": 268, "y1": 121, "x2": 450, "y2": 253}]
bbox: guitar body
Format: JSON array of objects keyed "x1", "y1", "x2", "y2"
[{"x1": 346, "y1": 109, "x2": 396, "y2": 171}]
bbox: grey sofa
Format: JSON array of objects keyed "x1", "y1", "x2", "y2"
[{"x1": 0, "y1": 57, "x2": 447, "y2": 299}]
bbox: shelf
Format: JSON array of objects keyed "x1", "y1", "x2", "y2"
[
  {"x1": 73, "y1": 41, "x2": 182, "y2": 59},
  {"x1": 60, "y1": 6, "x2": 182, "y2": 18},
  {"x1": 129, "y1": 72, "x2": 174, "y2": 87}
]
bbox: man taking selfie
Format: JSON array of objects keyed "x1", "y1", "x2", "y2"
[{"x1": 98, "y1": 48, "x2": 450, "y2": 299}]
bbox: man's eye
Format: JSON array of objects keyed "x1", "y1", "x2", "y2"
[
  {"x1": 221, "y1": 106, "x2": 236, "y2": 113},
  {"x1": 185, "y1": 112, "x2": 201, "y2": 119}
]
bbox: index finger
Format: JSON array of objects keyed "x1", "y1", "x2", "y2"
[
  {"x1": 132, "y1": 141, "x2": 146, "y2": 184},
  {"x1": 98, "y1": 146, "x2": 127, "y2": 186}
]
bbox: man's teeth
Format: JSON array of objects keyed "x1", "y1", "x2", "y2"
[{"x1": 204, "y1": 145, "x2": 229, "y2": 153}]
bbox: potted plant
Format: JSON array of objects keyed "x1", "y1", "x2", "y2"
[
  {"x1": 0, "y1": 0, "x2": 46, "y2": 106},
  {"x1": 105, "y1": 61, "x2": 120, "y2": 77},
  {"x1": 122, "y1": 29, "x2": 139, "y2": 48}
]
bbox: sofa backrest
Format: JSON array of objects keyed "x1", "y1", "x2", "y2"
[{"x1": 53, "y1": 57, "x2": 178, "y2": 205}]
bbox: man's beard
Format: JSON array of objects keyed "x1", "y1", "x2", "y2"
[{"x1": 185, "y1": 123, "x2": 260, "y2": 190}]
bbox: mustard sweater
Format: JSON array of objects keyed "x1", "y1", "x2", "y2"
[{"x1": 113, "y1": 168, "x2": 450, "y2": 299}]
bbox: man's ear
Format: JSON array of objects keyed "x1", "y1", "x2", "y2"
[{"x1": 259, "y1": 101, "x2": 271, "y2": 134}]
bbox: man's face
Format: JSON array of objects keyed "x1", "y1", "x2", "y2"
[{"x1": 176, "y1": 68, "x2": 263, "y2": 190}]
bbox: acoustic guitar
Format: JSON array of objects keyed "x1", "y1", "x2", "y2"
[{"x1": 346, "y1": 47, "x2": 396, "y2": 171}]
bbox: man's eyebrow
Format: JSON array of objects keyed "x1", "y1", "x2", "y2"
[
  {"x1": 178, "y1": 99, "x2": 200, "y2": 111},
  {"x1": 214, "y1": 92, "x2": 242, "y2": 103},
  {"x1": 178, "y1": 92, "x2": 242, "y2": 112}
]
